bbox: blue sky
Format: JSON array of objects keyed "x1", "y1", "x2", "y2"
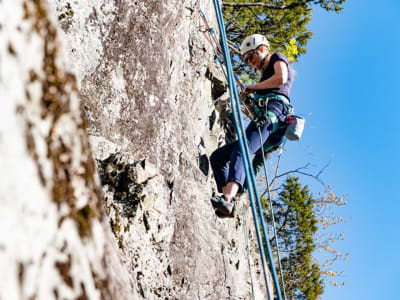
[{"x1": 277, "y1": 0, "x2": 400, "y2": 299}]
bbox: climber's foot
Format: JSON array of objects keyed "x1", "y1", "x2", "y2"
[{"x1": 211, "y1": 196, "x2": 236, "y2": 218}]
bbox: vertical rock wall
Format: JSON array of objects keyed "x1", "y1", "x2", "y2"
[
  {"x1": 1, "y1": 0, "x2": 272, "y2": 299},
  {"x1": 0, "y1": 1, "x2": 136, "y2": 299}
]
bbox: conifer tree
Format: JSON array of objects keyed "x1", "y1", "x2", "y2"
[{"x1": 268, "y1": 176, "x2": 323, "y2": 299}]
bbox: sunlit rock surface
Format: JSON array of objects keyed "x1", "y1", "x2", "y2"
[{"x1": 1, "y1": 0, "x2": 272, "y2": 299}]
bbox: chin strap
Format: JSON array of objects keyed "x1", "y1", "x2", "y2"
[{"x1": 257, "y1": 50, "x2": 268, "y2": 71}]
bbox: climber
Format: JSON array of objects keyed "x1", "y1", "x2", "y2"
[{"x1": 210, "y1": 34, "x2": 294, "y2": 218}]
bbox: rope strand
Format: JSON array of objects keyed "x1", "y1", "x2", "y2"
[
  {"x1": 257, "y1": 125, "x2": 288, "y2": 300},
  {"x1": 242, "y1": 204, "x2": 256, "y2": 300},
  {"x1": 212, "y1": 1, "x2": 283, "y2": 298}
]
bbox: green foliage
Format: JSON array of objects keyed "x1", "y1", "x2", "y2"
[
  {"x1": 285, "y1": 38, "x2": 299, "y2": 61},
  {"x1": 222, "y1": 0, "x2": 346, "y2": 75},
  {"x1": 268, "y1": 176, "x2": 323, "y2": 299}
]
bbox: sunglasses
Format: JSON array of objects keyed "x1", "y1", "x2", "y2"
[{"x1": 244, "y1": 50, "x2": 257, "y2": 64}]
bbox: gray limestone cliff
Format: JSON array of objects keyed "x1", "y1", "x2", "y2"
[{"x1": 1, "y1": 0, "x2": 272, "y2": 299}]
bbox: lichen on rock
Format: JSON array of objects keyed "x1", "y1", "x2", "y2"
[{"x1": 1, "y1": 0, "x2": 272, "y2": 299}]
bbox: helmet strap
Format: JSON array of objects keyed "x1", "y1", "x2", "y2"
[{"x1": 256, "y1": 50, "x2": 268, "y2": 70}]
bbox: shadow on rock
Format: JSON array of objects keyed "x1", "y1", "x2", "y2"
[{"x1": 97, "y1": 153, "x2": 144, "y2": 218}]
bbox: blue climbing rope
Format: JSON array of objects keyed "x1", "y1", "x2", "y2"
[{"x1": 212, "y1": 1, "x2": 283, "y2": 299}]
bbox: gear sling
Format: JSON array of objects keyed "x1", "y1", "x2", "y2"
[{"x1": 251, "y1": 92, "x2": 305, "y2": 175}]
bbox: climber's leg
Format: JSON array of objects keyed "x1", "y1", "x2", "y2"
[
  {"x1": 210, "y1": 142, "x2": 238, "y2": 193},
  {"x1": 225, "y1": 119, "x2": 275, "y2": 196}
]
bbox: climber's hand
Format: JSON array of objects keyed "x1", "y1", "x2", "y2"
[{"x1": 240, "y1": 86, "x2": 252, "y2": 97}]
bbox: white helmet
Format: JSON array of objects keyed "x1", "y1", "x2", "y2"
[{"x1": 240, "y1": 34, "x2": 270, "y2": 56}]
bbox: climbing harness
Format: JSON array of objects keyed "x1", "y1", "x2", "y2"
[
  {"x1": 251, "y1": 92, "x2": 305, "y2": 143},
  {"x1": 212, "y1": 1, "x2": 284, "y2": 299},
  {"x1": 252, "y1": 93, "x2": 291, "y2": 125}
]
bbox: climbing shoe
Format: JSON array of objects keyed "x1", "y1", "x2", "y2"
[
  {"x1": 210, "y1": 196, "x2": 236, "y2": 218},
  {"x1": 215, "y1": 205, "x2": 236, "y2": 218}
]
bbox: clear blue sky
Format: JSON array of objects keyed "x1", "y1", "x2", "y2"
[{"x1": 276, "y1": 0, "x2": 400, "y2": 299}]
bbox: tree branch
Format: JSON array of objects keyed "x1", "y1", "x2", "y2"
[
  {"x1": 273, "y1": 162, "x2": 328, "y2": 186},
  {"x1": 222, "y1": 1, "x2": 312, "y2": 10},
  {"x1": 261, "y1": 160, "x2": 330, "y2": 199},
  {"x1": 227, "y1": 41, "x2": 240, "y2": 54},
  {"x1": 269, "y1": 209, "x2": 290, "y2": 243},
  {"x1": 245, "y1": 5, "x2": 265, "y2": 22}
]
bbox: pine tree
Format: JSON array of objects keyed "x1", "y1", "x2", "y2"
[{"x1": 268, "y1": 176, "x2": 323, "y2": 299}]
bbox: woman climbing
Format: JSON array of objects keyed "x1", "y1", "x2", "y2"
[{"x1": 210, "y1": 34, "x2": 294, "y2": 218}]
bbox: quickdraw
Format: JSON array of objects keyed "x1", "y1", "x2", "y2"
[{"x1": 199, "y1": 9, "x2": 253, "y2": 119}]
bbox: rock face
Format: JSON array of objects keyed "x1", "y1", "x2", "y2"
[
  {"x1": 0, "y1": 1, "x2": 134, "y2": 299},
  {"x1": 1, "y1": 0, "x2": 272, "y2": 299}
]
